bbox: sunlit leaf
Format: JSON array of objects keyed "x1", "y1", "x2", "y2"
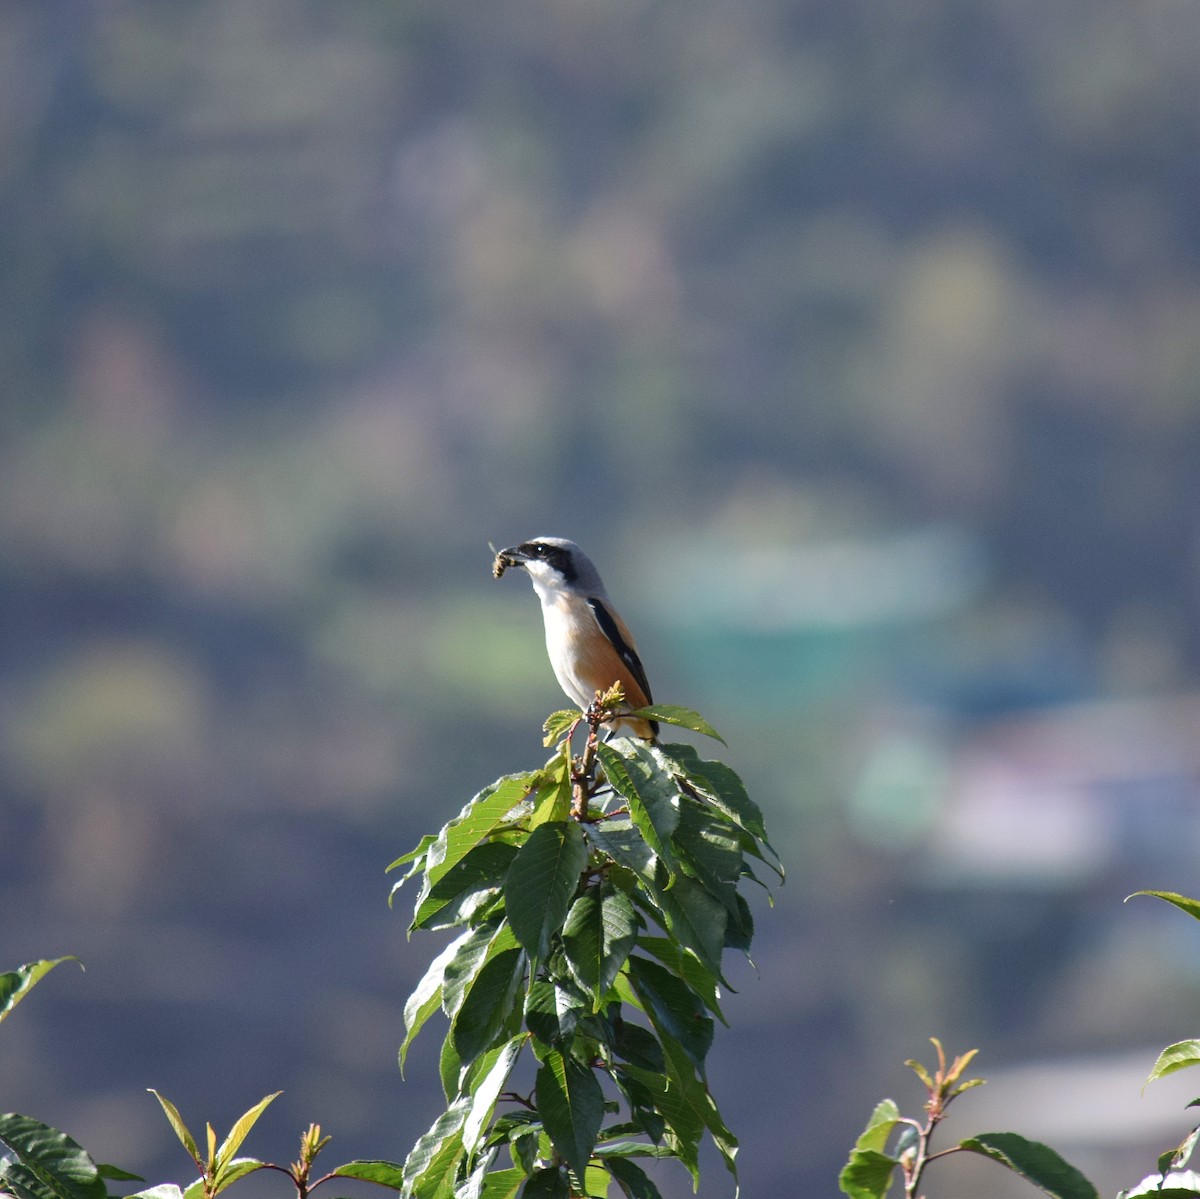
[
  {"x1": 211, "y1": 1159, "x2": 265, "y2": 1195},
  {"x1": 543, "y1": 710, "x2": 580, "y2": 746},
  {"x1": 959, "y1": 1132, "x2": 1098, "y2": 1199},
  {"x1": 630, "y1": 706, "x2": 725, "y2": 745},
  {"x1": 402, "y1": 927, "x2": 478, "y2": 1074},
  {"x1": 463, "y1": 1037, "x2": 525, "y2": 1155},
  {"x1": 603, "y1": 1157, "x2": 664, "y2": 1199},
  {"x1": 596, "y1": 743, "x2": 679, "y2": 875},
  {"x1": 536, "y1": 1050, "x2": 604, "y2": 1186},
  {"x1": 452, "y1": 948, "x2": 526, "y2": 1071},
  {"x1": 402, "y1": 1098, "x2": 471, "y2": 1198},
  {"x1": 0, "y1": 958, "x2": 80, "y2": 1027},
  {"x1": 0, "y1": 1114, "x2": 107, "y2": 1199},
  {"x1": 331, "y1": 1160, "x2": 408, "y2": 1187},
  {"x1": 214, "y1": 1093, "x2": 281, "y2": 1175},
  {"x1": 504, "y1": 822, "x2": 588, "y2": 962},
  {"x1": 413, "y1": 841, "x2": 519, "y2": 931},
  {"x1": 562, "y1": 886, "x2": 638, "y2": 1004},
  {"x1": 525, "y1": 979, "x2": 586, "y2": 1047},
  {"x1": 1127, "y1": 891, "x2": 1200, "y2": 922},
  {"x1": 626, "y1": 956, "x2": 713, "y2": 1072},
  {"x1": 519, "y1": 1167, "x2": 569, "y2": 1198},
  {"x1": 425, "y1": 776, "x2": 537, "y2": 888},
  {"x1": 1146, "y1": 1042, "x2": 1200, "y2": 1088},
  {"x1": 147, "y1": 1092, "x2": 200, "y2": 1164}
]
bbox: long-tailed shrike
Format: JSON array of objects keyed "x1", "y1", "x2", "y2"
[{"x1": 494, "y1": 537, "x2": 658, "y2": 740}]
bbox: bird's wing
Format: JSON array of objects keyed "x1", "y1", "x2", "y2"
[{"x1": 586, "y1": 596, "x2": 654, "y2": 707}]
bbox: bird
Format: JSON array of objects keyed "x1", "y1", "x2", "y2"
[{"x1": 493, "y1": 537, "x2": 658, "y2": 740}]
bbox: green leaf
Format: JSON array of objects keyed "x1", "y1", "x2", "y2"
[
  {"x1": 525, "y1": 979, "x2": 586, "y2": 1047},
  {"x1": 648, "y1": 873, "x2": 728, "y2": 979},
  {"x1": 96, "y1": 1164, "x2": 144, "y2": 1182},
  {"x1": 402, "y1": 927, "x2": 480, "y2": 1074},
  {"x1": 331, "y1": 1161, "x2": 408, "y2": 1187},
  {"x1": 520, "y1": 1167, "x2": 569, "y2": 1199},
  {"x1": 635, "y1": 938, "x2": 725, "y2": 1023},
  {"x1": 586, "y1": 819, "x2": 656, "y2": 884},
  {"x1": 1127, "y1": 891, "x2": 1200, "y2": 922},
  {"x1": 402, "y1": 1097, "x2": 471, "y2": 1198},
  {"x1": 626, "y1": 956, "x2": 713, "y2": 1072},
  {"x1": 536, "y1": 1051, "x2": 605, "y2": 1186},
  {"x1": 0, "y1": 1115, "x2": 107, "y2": 1199},
  {"x1": 452, "y1": 948, "x2": 527, "y2": 1073},
  {"x1": 543, "y1": 710, "x2": 580, "y2": 746},
  {"x1": 603, "y1": 1157, "x2": 665, "y2": 1199},
  {"x1": 562, "y1": 887, "x2": 638, "y2": 1004},
  {"x1": 653, "y1": 745, "x2": 780, "y2": 871},
  {"x1": 617, "y1": 1068, "x2": 702, "y2": 1186},
  {"x1": 658, "y1": 1036, "x2": 737, "y2": 1182},
  {"x1": 413, "y1": 842, "x2": 519, "y2": 931},
  {"x1": 124, "y1": 1187, "x2": 185, "y2": 1199},
  {"x1": 612, "y1": 1021, "x2": 665, "y2": 1073},
  {"x1": 213, "y1": 1093, "x2": 280, "y2": 1175},
  {"x1": 442, "y1": 923, "x2": 509, "y2": 1019},
  {"x1": 426, "y1": 776, "x2": 537, "y2": 888},
  {"x1": 959, "y1": 1132, "x2": 1099, "y2": 1199},
  {"x1": 463, "y1": 1037, "x2": 526, "y2": 1156},
  {"x1": 596, "y1": 743, "x2": 679, "y2": 875},
  {"x1": 530, "y1": 747, "x2": 574, "y2": 828},
  {"x1": 630, "y1": 706, "x2": 725, "y2": 745},
  {"x1": 147, "y1": 1092, "x2": 200, "y2": 1164},
  {"x1": 853, "y1": 1099, "x2": 901, "y2": 1154},
  {"x1": 210, "y1": 1160, "x2": 265, "y2": 1195},
  {"x1": 504, "y1": 822, "x2": 588, "y2": 962},
  {"x1": 473, "y1": 1166, "x2": 525, "y2": 1199},
  {"x1": 0, "y1": 959, "x2": 80, "y2": 1026},
  {"x1": 1146, "y1": 1042, "x2": 1200, "y2": 1088},
  {"x1": 387, "y1": 834, "x2": 438, "y2": 891},
  {"x1": 838, "y1": 1149, "x2": 900, "y2": 1199}
]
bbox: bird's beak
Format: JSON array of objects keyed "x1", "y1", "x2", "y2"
[{"x1": 492, "y1": 545, "x2": 529, "y2": 579}]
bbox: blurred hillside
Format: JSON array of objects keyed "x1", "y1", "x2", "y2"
[{"x1": 2, "y1": 3, "x2": 1200, "y2": 1197}]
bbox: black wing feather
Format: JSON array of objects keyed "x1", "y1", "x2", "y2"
[{"x1": 587, "y1": 597, "x2": 654, "y2": 705}]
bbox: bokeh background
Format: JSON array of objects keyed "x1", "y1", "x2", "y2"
[{"x1": 4, "y1": 3, "x2": 1200, "y2": 1197}]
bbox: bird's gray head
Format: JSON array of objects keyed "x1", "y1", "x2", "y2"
[{"x1": 494, "y1": 536, "x2": 607, "y2": 598}]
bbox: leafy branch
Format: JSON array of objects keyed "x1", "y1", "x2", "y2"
[{"x1": 390, "y1": 691, "x2": 781, "y2": 1198}]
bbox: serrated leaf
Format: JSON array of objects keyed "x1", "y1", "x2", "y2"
[
  {"x1": 562, "y1": 887, "x2": 638, "y2": 1004},
  {"x1": 612, "y1": 1021, "x2": 665, "y2": 1073},
  {"x1": 658, "y1": 1036, "x2": 737, "y2": 1182},
  {"x1": 1147, "y1": 1042, "x2": 1200, "y2": 1088},
  {"x1": 631, "y1": 706, "x2": 725, "y2": 744},
  {"x1": 838, "y1": 1148, "x2": 900, "y2": 1199},
  {"x1": 536, "y1": 1051, "x2": 605, "y2": 1186},
  {"x1": 332, "y1": 1161, "x2": 408, "y2": 1187},
  {"x1": 543, "y1": 710, "x2": 580, "y2": 746},
  {"x1": 0, "y1": 959, "x2": 81, "y2": 1026},
  {"x1": 504, "y1": 822, "x2": 588, "y2": 962},
  {"x1": 469, "y1": 1166, "x2": 525, "y2": 1199},
  {"x1": 463, "y1": 1037, "x2": 525, "y2": 1156},
  {"x1": 97, "y1": 1164, "x2": 144, "y2": 1182},
  {"x1": 653, "y1": 745, "x2": 780, "y2": 872},
  {"x1": 649, "y1": 873, "x2": 728, "y2": 979},
  {"x1": 211, "y1": 1159, "x2": 265, "y2": 1195},
  {"x1": 525, "y1": 980, "x2": 586, "y2": 1047},
  {"x1": 596, "y1": 743, "x2": 679, "y2": 875},
  {"x1": 214, "y1": 1093, "x2": 280, "y2": 1175},
  {"x1": 147, "y1": 1092, "x2": 200, "y2": 1164},
  {"x1": 426, "y1": 777, "x2": 538, "y2": 888},
  {"x1": 452, "y1": 948, "x2": 526, "y2": 1073},
  {"x1": 1128, "y1": 891, "x2": 1200, "y2": 922},
  {"x1": 586, "y1": 820, "x2": 656, "y2": 883},
  {"x1": 124, "y1": 1187, "x2": 185, "y2": 1199},
  {"x1": 403, "y1": 1098, "x2": 471, "y2": 1198},
  {"x1": 443, "y1": 923, "x2": 510, "y2": 1019},
  {"x1": 402, "y1": 928, "x2": 479, "y2": 1074},
  {"x1": 414, "y1": 842, "x2": 520, "y2": 931},
  {"x1": 626, "y1": 957, "x2": 713, "y2": 1072},
  {"x1": 959, "y1": 1132, "x2": 1098, "y2": 1199},
  {"x1": 617, "y1": 1068, "x2": 702, "y2": 1186},
  {"x1": 388, "y1": 834, "x2": 438, "y2": 891},
  {"x1": 0, "y1": 1114, "x2": 107, "y2": 1199},
  {"x1": 603, "y1": 1157, "x2": 664, "y2": 1199},
  {"x1": 519, "y1": 1167, "x2": 569, "y2": 1199},
  {"x1": 636, "y1": 938, "x2": 724, "y2": 1022}
]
